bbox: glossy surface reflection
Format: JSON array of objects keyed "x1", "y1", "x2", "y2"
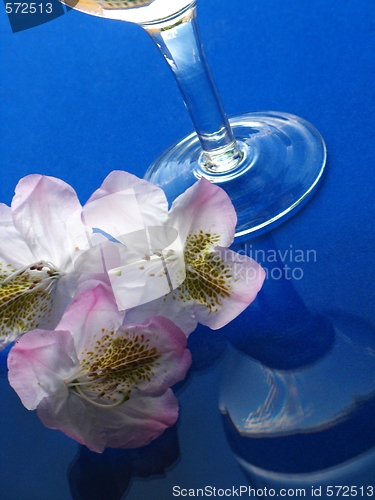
[
  {"x1": 1, "y1": 0, "x2": 375, "y2": 498},
  {"x1": 220, "y1": 237, "x2": 375, "y2": 492}
]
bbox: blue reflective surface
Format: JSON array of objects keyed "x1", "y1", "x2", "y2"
[
  {"x1": 1, "y1": 0, "x2": 375, "y2": 498},
  {"x1": 220, "y1": 238, "x2": 375, "y2": 484}
]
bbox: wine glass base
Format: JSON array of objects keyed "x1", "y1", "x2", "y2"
[{"x1": 143, "y1": 111, "x2": 327, "y2": 239}]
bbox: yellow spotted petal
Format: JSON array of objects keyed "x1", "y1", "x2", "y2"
[
  {"x1": 72, "y1": 329, "x2": 162, "y2": 408},
  {"x1": 0, "y1": 274, "x2": 53, "y2": 348},
  {"x1": 52, "y1": 286, "x2": 191, "y2": 411},
  {"x1": 177, "y1": 230, "x2": 232, "y2": 312},
  {"x1": 124, "y1": 228, "x2": 265, "y2": 335},
  {"x1": 0, "y1": 261, "x2": 62, "y2": 349}
]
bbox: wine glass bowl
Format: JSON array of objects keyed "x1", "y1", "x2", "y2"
[{"x1": 60, "y1": 0, "x2": 195, "y2": 25}]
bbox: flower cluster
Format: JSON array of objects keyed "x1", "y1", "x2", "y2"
[{"x1": 2, "y1": 171, "x2": 265, "y2": 452}]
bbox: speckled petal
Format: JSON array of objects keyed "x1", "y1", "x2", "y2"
[
  {"x1": 56, "y1": 283, "x2": 125, "y2": 358},
  {"x1": 124, "y1": 242, "x2": 265, "y2": 335},
  {"x1": 0, "y1": 280, "x2": 55, "y2": 350},
  {"x1": 74, "y1": 311, "x2": 191, "y2": 405},
  {"x1": 8, "y1": 286, "x2": 190, "y2": 453},
  {"x1": 102, "y1": 316, "x2": 191, "y2": 396},
  {"x1": 190, "y1": 247, "x2": 266, "y2": 329},
  {"x1": 0, "y1": 203, "x2": 61, "y2": 349},
  {"x1": 168, "y1": 178, "x2": 237, "y2": 248}
]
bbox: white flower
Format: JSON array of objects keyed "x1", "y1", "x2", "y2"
[
  {"x1": 85, "y1": 171, "x2": 265, "y2": 335},
  {"x1": 0, "y1": 174, "x2": 96, "y2": 349},
  {"x1": 8, "y1": 284, "x2": 191, "y2": 452}
]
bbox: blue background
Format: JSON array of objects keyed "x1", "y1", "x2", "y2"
[{"x1": 1, "y1": 0, "x2": 375, "y2": 498}]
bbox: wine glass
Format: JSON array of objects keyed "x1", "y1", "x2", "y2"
[{"x1": 60, "y1": 0, "x2": 326, "y2": 239}]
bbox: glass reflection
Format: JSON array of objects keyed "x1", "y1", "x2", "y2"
[
  {"x1": 220, "y1": 236, "x2": 375, "y2": 491},
  {"x1": 68, "y1": 424, "x2": 180, "y2": 500}
]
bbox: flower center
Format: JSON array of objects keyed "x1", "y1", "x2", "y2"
[
  {"x1": 65, "y1": 329, "x2": 161, "y2": 409},
  {"x1": 175, "y1": 230, "x2": 233, "y2": 311},
  {"x1": 1, "y1": 260, "x2": 62, "y2": 291},
  {"x1": 0, "y1": 260, "x2": 63, "y2": 344}
]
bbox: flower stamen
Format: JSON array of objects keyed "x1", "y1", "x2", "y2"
[
  {"x1": 65, "y1": 331, "x2": 161, "y2": 409},
  {"x1": 74, "y1": 384, "x2": 129, "y2": 409},
  {"x1": 0, "y1": 260, "x2": 65, "y2": 345},
  {"x1": 0, "y1": 261, "x2": 62, "y2": 287}
]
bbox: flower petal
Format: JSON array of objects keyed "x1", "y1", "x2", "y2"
[
  {"x1": 83, "y1": 188, "x2": 145, "y2": 242},
  {"x1": 55, "y1": 284, "x2": 125, "y2": 358},
  {"x1": 0, "y1": 281, "x2": 55, "y2": 350},
  {"x1": 37, "y1": 387, "x2": 179, "y2": 452},
  {"x1": 168, "y1": 178, "x2": 237, "y2": 248},
  {"x1": 124, "y1": 249, "x2": 265, "y2": 335},
  {"x1": 109, "y1": 252, "x2": 174, "y2": 310},
  {"x1": 108, "y1": 229, "x2": 185, "y2": 310},
  {"x1": 84, "y1": 171, "x2": 169, "y2": 239},
  {"x1": 124, "y1": 296, "x2": 198, "y2": 336},
  {"x1": 0, "y1": 203, "x2": 35, "y2": 269},
  {"x1": 72, "y1": 312, "x2": 191, "y2": 406},
  {"x1": 99, "y1": 389, "x2": 179, "y2": 450},
  {"x1": 11, "y1": 175, "x2": 89, "y2": 271},
  {"x1": 114, "y1": 316, "x2": 191, "y2": 395},
  {"x1": 37, "y1": 392, "x2": 107, "y2": 453},
  {"x1": 7, "y1": 329, "x2": 78, "y2": 410},
  {"x1": 73, "y1": 238, "x2": 122, "y2": 286},
  {"x1": 188, "y1": 247, "x2": 266, "y2": 330},
  {"x1": 39, "y1": 273, "x2": 79, "y2": 330},
  {"x1": 0, "y1": 204, "x2": 43, "y2": 348}
]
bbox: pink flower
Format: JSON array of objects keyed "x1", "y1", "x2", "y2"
[
  {"x1": 7, "y1": 284, "x2": 191, "y2": 453},
  {"x1": 86, "y1": 171, "x2": 265, "y2": 335}
]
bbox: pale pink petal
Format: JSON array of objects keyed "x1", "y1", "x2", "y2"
[
  {"x1": 124, "y1": 296, "x2": 198, "y2": 336},
  {"x1": 107, "y1": 226, "x2": 185, "y2": 310},
  {"x1": 108, "y1": 245, "x2": 181, "y2": 311},
  {"x1": 7, "y1": 329, "x2": 78, "y2": 410},
  {"x1": 56, "y1": 284, "x2": 125, "y2": 357},
  {"x1": 168, "y1": 178, "x2": 237, "y2": 248},
  {"x1": 6, "y1": 262, "x2": 189, "y2": 453},
  {"x1": 118, "y1": 316, "x2": 192, "y2": 394},
  {"x1": 36, "y1": 273, "x2": 80, "y2": 331},
  {"x1": 125, "y1": 250, "x2": 265, "y2": 335},
  {"x1": 0, "y1": 203, "x2": 35, "y2": 269},
  {"x1": 0, "y1": 284, "x2": 57, "y2": 351},
  {"x1": 190, "y1": 248, "x2": 266, "y2": 330},
  {"x1": 83, "y1": 189, "x2": 145, "y2": 242},
  {"x1": 109, "y1": 259, "x2": 173, "y2": 310},
  {"x1": 71, "y1": 312, "x2": 191, "y2": 406},
  {"x1": 25, "y1": 317, "x2": 186, "y2": 452},
  {"x1": 0, "y1": 203, "x2": 11, "y2": 222},
  {"x1": 37, "y1": 388, "x2": 178, "y2": 453},
  {"x1": 98, "y1": 389, "x2": 179, "y2": 450},
  {"x1": 73, "y1": 239, "x2": 122, "y2": 280},
  {"x1": 11, "y1": 175, "x2": 89, "y2": 271},
  {"x1": 37, "y1": 392, "x2": 107, "y2": 452},
  {"x1": 85, "y1": 171, "x2": 169, "y2": 237}
]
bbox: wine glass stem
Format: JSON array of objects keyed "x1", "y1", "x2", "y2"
[{"x1": 144, "y1": 5, "x2": 243, "y2": 173}]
